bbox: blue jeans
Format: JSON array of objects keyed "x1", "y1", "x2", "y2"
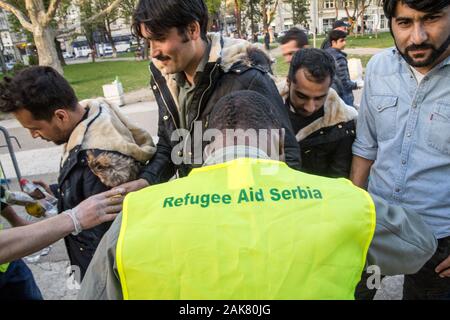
[{"x1": 0, "y1": 259, "x2": 43, "y2": 300}]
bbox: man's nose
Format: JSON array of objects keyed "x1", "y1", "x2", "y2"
[
  {"x1": 305, "y1": 100, "x2": 316, "y2": 113},
  {"x1": 411, "y1": 22, "x2": 428, "y2": 45},
  {"x1": 30, "y1": 130, "x2": 40, "y2": 139},
  {"x1": 150, "y1": 42, "x2": 160, "y2": 59}
]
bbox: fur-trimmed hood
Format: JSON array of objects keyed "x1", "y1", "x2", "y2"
[
  {"x1": 152, "y1": 33, "x2": 271, "y2": 111},
  {"x1": 292, "y1": 88, "x2": 358, "y2": 142},
  {"x1": 62, "y1": 98, "x2": 156, "y2": 164}
]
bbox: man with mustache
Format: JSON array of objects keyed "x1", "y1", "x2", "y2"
[
  {"x1": 351, "y1": 0, "x2": 450, "y2": 299},
  {"x1": 118, "y1": 0, "x2": 301, "y2": 194}
]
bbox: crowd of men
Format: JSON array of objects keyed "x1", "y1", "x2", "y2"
[{"x1": 0, "y1": 0, "x2": 449, "y2": 300}]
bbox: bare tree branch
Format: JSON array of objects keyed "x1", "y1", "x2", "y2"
[
  {"x1": 43, "y1": 0, "x2": 62, "y2": 26},
  {"x1": 0, "y1": 0, "x2": 33, "y2": 31},
  {"x1": 57, "y1": 0, "x2": 122, "y2": 36}
]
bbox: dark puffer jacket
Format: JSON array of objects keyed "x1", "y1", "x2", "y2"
[
  {"x1": 140, "y1": 33, "x2": 301, "y2": 184},
  {"x1": 326, "y1": 48, "x2": 358, "y2": 106},
  {"x1": 287, "y1": 88, "x2": 358, "y2": 178}
]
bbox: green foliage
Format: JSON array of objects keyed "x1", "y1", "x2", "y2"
[
  {"x1": 206, "y1": 0, "x2": 222, "y2": 15},
  {"x1": 287, "y1": 0, "x2": 309, "y2": 26}
]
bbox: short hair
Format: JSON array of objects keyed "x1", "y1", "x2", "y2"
[
  {"x1": 332, "y1": 19, "x2": 349, "y2": 29},
  {"x1": 209, "y1": 91, "x2": 282, "y2": 131},
  {"x1": 0, "y1": 66, "x2": 78, "y2": 121},
  {"x1": 328, "y1": 30, "x2": 347, "y2": 43},
  {"x1": 279, "y1": 28, "x2": 309, "y2": 49},
  {"x1": 288, "y1": 48, "x2": 336, "y2": 84},
  {"x1": 383, "y1": 0, "x2": 449, "y2": 20},
  {"x1": 132, "y1": 0, "x2": 209, "y2": 42}
]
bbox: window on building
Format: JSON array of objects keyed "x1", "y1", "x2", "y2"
[
  {"x1": 380, "y1": 14, "x2": 387, "y2": 29},
  {"x1": 323, "y1": 18, "x2": 336, "y2": 32},
  {"x1": 344, "y1": 0, "x2": 353, "y2": 7},
  {"x1": 323, "y1": 0, "x2": 335, "y2": 9}
]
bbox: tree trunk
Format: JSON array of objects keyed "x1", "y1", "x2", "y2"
[
  {"x1": 33, "y1": 25, "x2": 63, "y2": 74},
  {"x1": 54, "y1": 38, "x2": 66, "y2": 67},
  {"x1": 105, "y1": 17, "x2": 117, "y2": 58},
  {"x1": 234, "y1": 0, "x2": 241, "y2": 38},
  {"x1": 250, "y1": 0, "x2": 255, "y2": 34}
]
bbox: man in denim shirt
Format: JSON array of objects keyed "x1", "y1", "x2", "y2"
[{"x1": 351, "y1": 0, "x2": 450, "y2": 299}]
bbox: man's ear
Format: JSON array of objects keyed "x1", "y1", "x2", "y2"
[
  {"x1": 188, "y1": 21, "x2": 201, "y2": 41},
  {"x1": 53, "y1": 109, "x2": 70, "y2": 124}
]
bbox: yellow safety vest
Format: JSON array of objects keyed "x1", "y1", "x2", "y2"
[
  {"x1": 0, "y1": 223, "x2": 10, "y2": 273},
  {"x1": 117, "y1": 158, "x2": 376, "y2": 300}
]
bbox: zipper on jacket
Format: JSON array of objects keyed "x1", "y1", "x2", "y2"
[{"x1": 149, "y1": 66, "x2": 180, "y2": 132}]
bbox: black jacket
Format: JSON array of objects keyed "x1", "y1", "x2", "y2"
[
  {"x1": 140, "y1": 34, "x2": 301, "y2": 185},
  {"x1": 326, "y1": 48, "x2": 358, "y2": 106},
  {"x1": 287, "y1": 88, "x2": 358, "y2": 178}
]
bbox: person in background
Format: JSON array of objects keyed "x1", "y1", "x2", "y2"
[
  {"x1": 279, "y1": 27, "x2": 309, "y2": 64},
  {"x1": 326, "y1": 30, "x2": 361, "y2": 106},
  {"x1": 285, "y1": 48, "x2": 357, "y2": 178},
  {"x1": 321, "y1": 19, "x2": 350, "y2": 50}
]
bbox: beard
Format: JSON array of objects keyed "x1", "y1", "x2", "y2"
[{"x1": 397, "y1": 35, "x2": 450, "y2": 68}]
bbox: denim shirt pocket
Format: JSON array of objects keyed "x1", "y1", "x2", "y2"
[
  {"x1": 371, "y1": 95, "x2": 398, "y2": 141},
  {"x1": 427, "y1": 102, "x2": 450, "y2": 154}
]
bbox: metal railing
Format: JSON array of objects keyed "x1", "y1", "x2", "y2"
[{"x1": 0, "y1": 125, "x2": 22, "y2": 189}]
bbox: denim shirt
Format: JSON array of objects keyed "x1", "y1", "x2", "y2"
[{"x1": 353, "y1": 48, "x2": 450, "y2": 239}]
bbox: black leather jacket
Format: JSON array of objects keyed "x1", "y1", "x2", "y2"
[{"x1": 140, "y1": 36, "x2": 301, "y2": 184}]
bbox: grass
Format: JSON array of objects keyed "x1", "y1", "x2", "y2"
[
  {"x1": 63, "y1": 60, "x2": 149, "y2": 100},
  {"x1": 307, "y1": 32, "x2": 394, "y2": 49},
  {"x1": 341, "y1": 32, "x2": 394, "y2": 48},
  {"x1": 273, "y1": 54, "x2": 373, "y2": 79}
]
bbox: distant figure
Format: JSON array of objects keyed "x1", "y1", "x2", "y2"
[
  {"x1": 264, "y1": 32, "x2": 270, "y2": 51},
  {"x1": 279, "y1": 27, "x2": 309, "y2": 64},
  {"x1": 321, "y1": 20, "x2": 350, "y2": 49}
]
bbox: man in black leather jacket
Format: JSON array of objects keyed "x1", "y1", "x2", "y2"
[
  {"x1": 285, "y1": 49, "x2": 357, "y2": 178},
  {"x1": 120, "y1": 0, "x2": 301, "y2": 193}
]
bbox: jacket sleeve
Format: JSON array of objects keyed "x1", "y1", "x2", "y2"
[
  {"x1": 367, "y1": 194, "x2": 438, "y2": 276},
  {"x1": 78, "y1": 214, "x2": 123, "y2": 300},
  {"x1": 247, "y1": 71, "x2": 302, "y2": 171},
  {"x1": 327, "y1": 134, "x2": 354, "y2": 178},
  {"x1": 139, "y1": 96, "x2": 177, "y2": 185},
  {"x1": 335, "y1": 55, "x2": 358, "y2": 91}
]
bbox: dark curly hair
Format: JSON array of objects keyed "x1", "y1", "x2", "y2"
[
  {"x1": 0, "y1": 66, "x2": 78, "y2": 121},
  {"x1": 209, "y1": 90, "x2": 282, "y2": 131},
  {"x1": 288, "y1": 48, "x2": 336, "y2": 84}
]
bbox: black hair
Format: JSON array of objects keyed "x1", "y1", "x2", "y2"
[
  {"x1": 328, "y1": 30, "x2": 347, "y2": 43},
  {"x1": 132, "y1": 0, "x2": 209, "y2": 42},
  {"x1": 288, "y1": 48, "x2": 336, "y2": 84},
  {"x1": 279, "y1": 28, "x2": 309, "y2": 49},
  {"x1": 0, "y1": 66, "x2": 78, "y2": 121},
  {"x1": 383, "y1": 0, "x2": 449, "y2": 20},
  {"x1": 209, "y1": 91, "x2": 282, "y2": 131}
]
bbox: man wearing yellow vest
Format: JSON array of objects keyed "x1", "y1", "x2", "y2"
[{"x1": 79, "y1": 91, "x2": 437, "y2": 300}]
